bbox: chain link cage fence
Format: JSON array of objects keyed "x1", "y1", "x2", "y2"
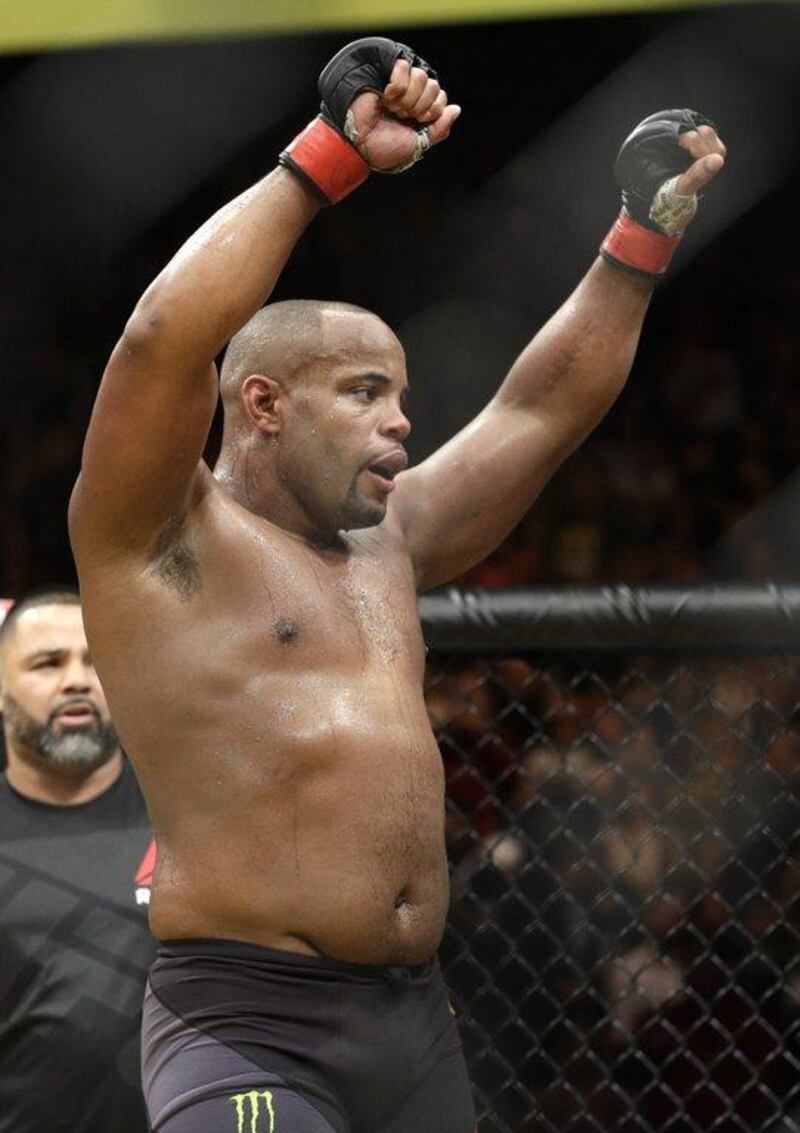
[{"x1": 421, "y1": 586, "x2": 800, "y2": 1133}]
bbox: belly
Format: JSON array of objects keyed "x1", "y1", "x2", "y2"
[{"x1": 144, "y1": 675, "x2": 450, "y2": 965}]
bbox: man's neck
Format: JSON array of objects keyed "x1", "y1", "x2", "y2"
[
  {"x1": 4, "y1": 749, "x2": 124, "y2": 806},
  {"x1": 214, "y1": 462, "x2": 344, "y2": 548}
]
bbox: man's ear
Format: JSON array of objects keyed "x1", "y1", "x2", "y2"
[{"x1": 241, "y1": 374, "x2": 283, "y2": 438}]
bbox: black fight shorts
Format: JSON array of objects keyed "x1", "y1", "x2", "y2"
[{"x1": 142, "y1": 938, "x2": 476, "y2": 1133}]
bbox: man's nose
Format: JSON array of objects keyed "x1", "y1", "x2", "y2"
[
  {"x1": 61, "y1": 658, "x2": 93, "y2": 693},
  {"x1": 381, "y1": 404, "x2": 411, "y2": 441}
]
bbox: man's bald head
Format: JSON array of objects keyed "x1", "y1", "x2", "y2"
[
  {"x1": 214, "y1": 298, "x2": 409, "y2": 536},
  {"x1": 219, "y1": 299, "x2": 378, "y2": 413}
]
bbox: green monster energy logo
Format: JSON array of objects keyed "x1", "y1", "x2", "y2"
[{"x1": 230, "y1": 1089, "x2": 276, "y2": 1133}]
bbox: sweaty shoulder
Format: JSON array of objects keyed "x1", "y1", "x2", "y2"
[{"x1": 81, "y1": 467, "x2": 412, "y2": 642}]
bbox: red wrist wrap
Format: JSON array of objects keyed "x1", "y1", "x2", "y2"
[
  {"x1": 600, "y1": 209, "x2": 681, "y2": 277},
  {"x1": 279, "y1": 116, "x2": 369, "y2": 205}
]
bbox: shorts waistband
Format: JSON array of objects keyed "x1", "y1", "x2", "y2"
[{"x1": 155, "y1": 936, "x2": 435, "y2": 983}]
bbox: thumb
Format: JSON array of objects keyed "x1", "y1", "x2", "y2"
[
  {"x1": 676, "y1": 152, "x2": 724, "y2": 197},
  {"x1": 427, "y1": 104, "x2": 461, "y2": 145}
]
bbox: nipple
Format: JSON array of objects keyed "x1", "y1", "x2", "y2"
[{"x1": 275, "y1": 618, "x2": 299, "y2": 645}]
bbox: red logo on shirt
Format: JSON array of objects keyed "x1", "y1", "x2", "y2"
[{"x1": 135, "y1": 839, "x2": 157, "y2": 906}]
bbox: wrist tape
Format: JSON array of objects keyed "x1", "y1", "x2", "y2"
[
  {"x1": 279, "y1": 116, "x2": 369, "y2": 205},
  {"x1": 600, "y1": 209, "x2": 681, "y2": 278}
]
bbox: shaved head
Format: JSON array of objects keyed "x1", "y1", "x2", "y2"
[
  {"x1": 214, "y1": 298, "x2": 409, "y2": 539},
  {"x1": 220, "y1": 299, "x2": 377, "y2": 411}
]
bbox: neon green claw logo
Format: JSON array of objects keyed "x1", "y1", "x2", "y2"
[{"x1": 230, "y1": 1089, "x2": 276, "y2": 1133}]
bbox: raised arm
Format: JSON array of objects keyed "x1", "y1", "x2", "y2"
[
  {"x1": 69, "y1": 37, "x2": 459, "y2": 566},
  {"x1": 393, "y1": 111, "x2": 726, "y2": 591},
  {"x1": 69, "y1": 162, "x2": 324, "y2": 563}
]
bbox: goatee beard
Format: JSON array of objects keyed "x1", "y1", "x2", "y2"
[{"x1": 3, "y1": 693, "x2": 119, "y2": 777}]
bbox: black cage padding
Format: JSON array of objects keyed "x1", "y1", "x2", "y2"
[{"x1": 419, "y1": 584, "x2": 800, "y2": 652}]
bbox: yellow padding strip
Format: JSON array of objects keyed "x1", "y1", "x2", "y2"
[{"x1": 0, "y1": 0, "x2": 747, "y2": 54}]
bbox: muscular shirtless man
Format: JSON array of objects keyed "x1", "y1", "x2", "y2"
[{"x1": 69, "y1": 38, "x2": 725, "y2": 1133}]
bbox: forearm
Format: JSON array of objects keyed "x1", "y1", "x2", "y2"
[
  {"x1": 126, "y1": 167, "x2": 321, "y2": 364},
  {"x1": 496, "y1": 110, "x2": 725, "y2": 452},
  {"x1": 495, "y1": 258, "x2": 652, "y2": 450}
]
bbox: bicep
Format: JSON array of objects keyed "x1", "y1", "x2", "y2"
[
  {"x1": 392, "y1": 401, "x2": 577, "y2": 591},
  {"x1": 70, "y1": 325, "x2": 219, "y2": 563}
]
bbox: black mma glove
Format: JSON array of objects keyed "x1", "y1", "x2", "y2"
[
  {"x1": 279, "y1": 37, "x2": 437, "y2": 205},
  {"x1": 601, "y1": 109, "x2": 718, "y2": 278}
]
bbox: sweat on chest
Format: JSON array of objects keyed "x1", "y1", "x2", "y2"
[{"x1": 254, "y1": 555, "x2": 422, "y2": 666}]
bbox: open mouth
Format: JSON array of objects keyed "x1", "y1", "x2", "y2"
[
  {"x1": 367, "y1": 464, "x2": 397, "y2": 493},
  {"x1": 365, "y1": 450, "x2": 407, "y2": 494},
  {"x1": 52, "y1": 703, "x2": 98, "y2": 727}
]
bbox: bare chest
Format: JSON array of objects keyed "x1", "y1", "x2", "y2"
[
  {"x1": 250, "y1": 540, "x2": 420, "y2": 670},
  {"x1": 86, "y1": 516, "x2": 428, "y2": 745}
]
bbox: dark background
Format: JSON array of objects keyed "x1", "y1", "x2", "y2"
[{"x1": 0, "y1": 1, "x2": 798, "y2": 595}]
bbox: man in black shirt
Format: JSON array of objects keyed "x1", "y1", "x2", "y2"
[{"x1": 0, "y1": 590, "x2": 155, "y2": 1132}]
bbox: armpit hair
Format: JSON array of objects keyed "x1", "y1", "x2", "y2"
[{"x1": 151, "y1": 514, "x2": 201, "y2": 601}]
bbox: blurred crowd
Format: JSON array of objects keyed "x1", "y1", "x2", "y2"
[{"x1": 429, "y1": 651, "x2": 800, "y2": 1131}]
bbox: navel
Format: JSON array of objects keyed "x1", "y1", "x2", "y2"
[{"x1": 394, "y1": 888, "x2": 412, "y2": 913}]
